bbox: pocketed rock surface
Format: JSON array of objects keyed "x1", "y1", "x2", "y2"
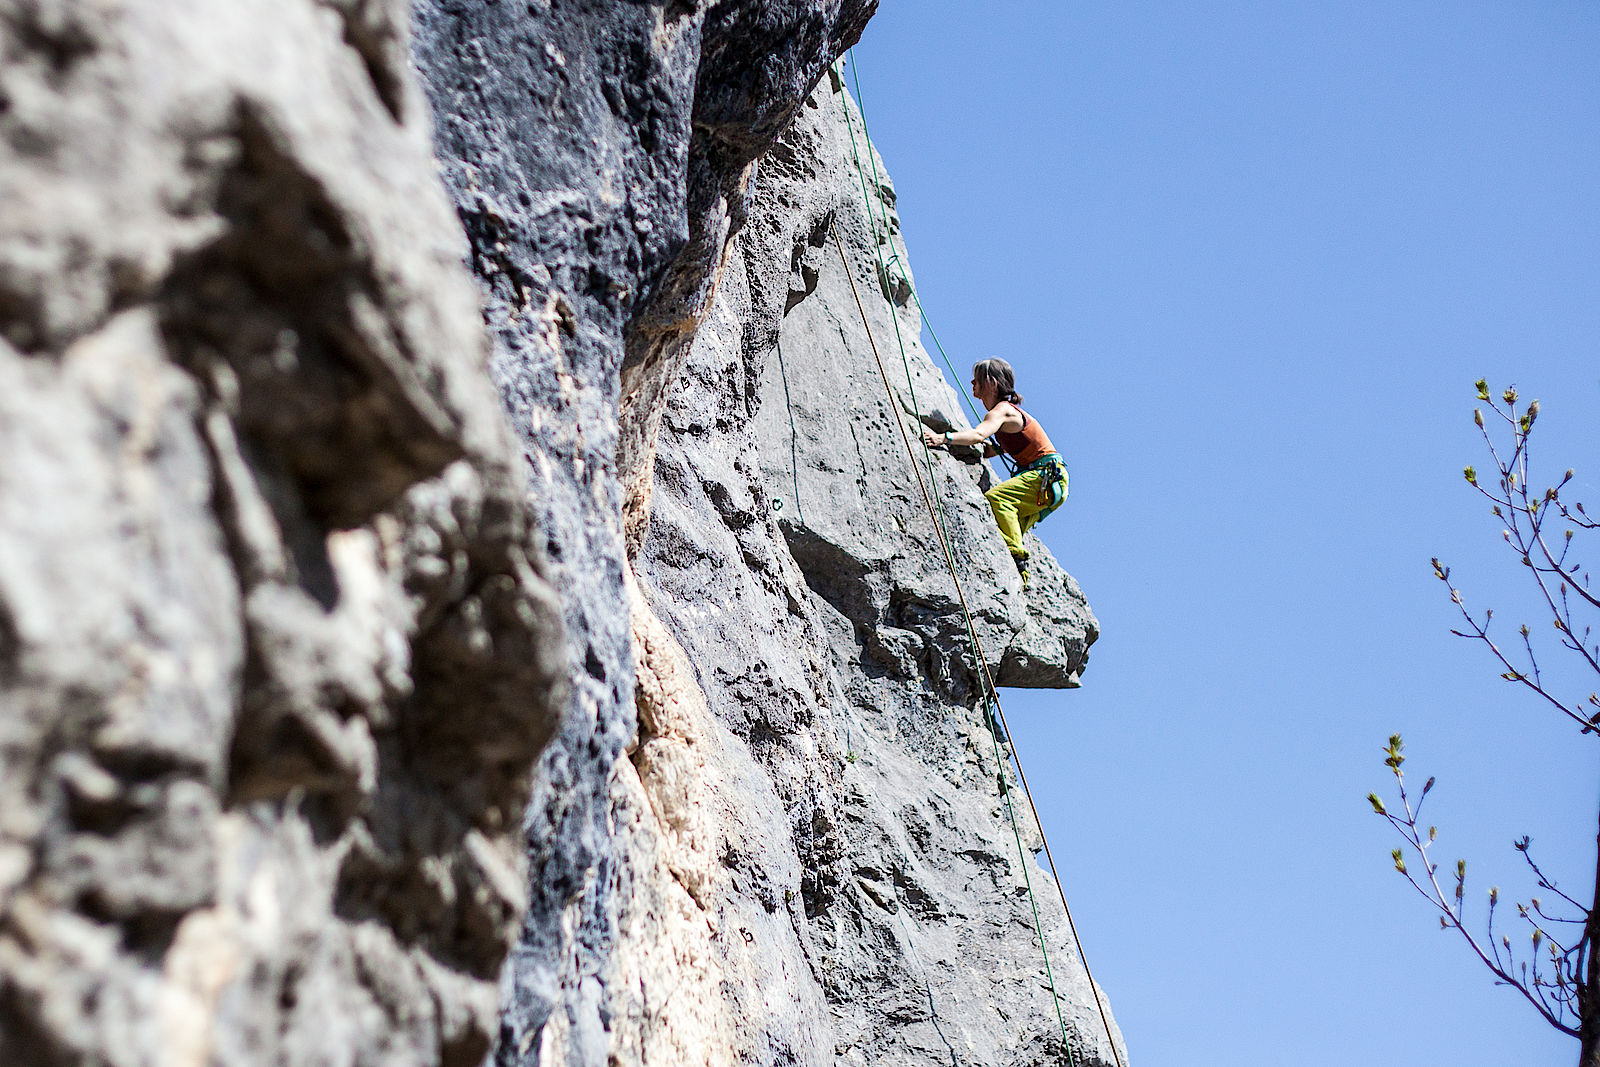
[{"x1": 2, "y1": 1, "x2": 1119, "y2": 1065}]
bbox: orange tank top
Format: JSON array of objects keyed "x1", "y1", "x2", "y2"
[{"x1": 992, "y1": 409, "x2": 1055, "y2": 466}]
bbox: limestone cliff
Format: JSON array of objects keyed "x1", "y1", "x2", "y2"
[
  {"x1": 637, "y1": 71, "x2": 1114, "y2": 1067},
  {"x1": 0, "y1": 1, "x2": 1119, "y2": 1065}
]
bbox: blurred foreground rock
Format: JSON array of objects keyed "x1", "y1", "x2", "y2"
[{"x1": 0, "y1": 3, "x2": 563, "y2": 1064}]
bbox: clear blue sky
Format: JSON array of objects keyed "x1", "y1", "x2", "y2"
[{"x1": 851, "y1": 4, "x2": 1600, "y2": 1065}]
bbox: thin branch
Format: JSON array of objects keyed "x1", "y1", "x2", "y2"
[
  {"x1": 1523, "y1": 847, "x2": 1588, "y2": 913},
  {"x1": 1439, "y1": 583, "x2": 1593, "y2": 733},
  {"x1": 1374, "y1": 759, "x2": 1579, "y2": 1034}
]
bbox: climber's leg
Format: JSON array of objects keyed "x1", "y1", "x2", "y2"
[{"x1": 984, "y1": 471, "x2": 1045, "y2": 559}]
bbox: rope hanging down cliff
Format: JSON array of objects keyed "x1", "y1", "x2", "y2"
[
  {"x1": 829, "y1": 221, "x2": 1114, "y2": 1067},
  {"x1": 838, "y1": 58, "x2": 1066, "y2": 587},
  {"x1": 831, "y1": 53, "x2": 1125, "y2": 1067}
]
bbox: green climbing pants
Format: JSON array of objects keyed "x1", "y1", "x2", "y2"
[{"x1": 984, "y1": 460, "x2": 1068, "y2": 559}]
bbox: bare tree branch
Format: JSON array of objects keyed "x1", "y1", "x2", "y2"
[{"x1": 1372, "y1": 383, "x2": 1598, "y2": 1062}]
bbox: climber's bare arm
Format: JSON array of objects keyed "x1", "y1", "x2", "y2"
[{"x1": 920, "y1": 402, "x2": 1022, "y2": 450}]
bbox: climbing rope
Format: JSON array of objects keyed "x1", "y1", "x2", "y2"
[
  {"x1": 831, "y1": 52, "x2": 1125, "y2": 1067},
  {"x1": 897, "y1": 267, "x2": 982, "y2": 423},
  {"x1": 830, "y1": 221, "x2": 1077, "y2": 1065},
  {"x1": 836, "y1": 62, "x2": 960, "y2": 560},
  {"x1": 840, "y1": 56, "x2": 1012, "y2": 476}
]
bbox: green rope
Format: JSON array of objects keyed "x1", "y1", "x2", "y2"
[
  {"x1": 887, "y1": 255, "x2": 1018, "y2": 477},
  {"x1": 893, "y1": 260, "x2": 984, "y2": 426},
  {"x1": 843, "y1": 55, "x2": 1007, "y2": 475},
  {"x1": 837, "y1": 52, "x2": 1126, "y2": 1067},
  {"x1": 835, "y1": 56, "x2": 1080, "y2": 1066},
  {"x1": 831, "y1": 214, "x2": 1080, "y2": 1067},
  {"x1": 889, "y1": 260, "x2": 1016, "y2": 478},
  {"x1": 837, "y1": 59, "x2": 963, "y2": 577}
]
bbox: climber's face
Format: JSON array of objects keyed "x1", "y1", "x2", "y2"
[{"x1": 971, "y1": 375, "x2": 999, "y2": 409}]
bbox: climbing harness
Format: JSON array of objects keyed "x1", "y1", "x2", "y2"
[
  {"x1": 1018, "y1": 452, "x2": 1070, "y2": 523},
  {"x1": 832, "y1": 52, "x2": 1125, "y2": 1067}
]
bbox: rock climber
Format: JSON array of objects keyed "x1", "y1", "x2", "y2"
[{"x1": 920, "y1": 358, "x2": 1067, "y2": 587}]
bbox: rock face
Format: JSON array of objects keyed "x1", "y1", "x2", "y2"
[
  {"x1": 0, "y1": 3, "x2": 562, "y2": 1065},
  {"x1": 411, "y1": 2, "x2": 1115, "y2": 1063},
  {"x1": 633, "y1": 73, "x2": 1116, "y2": 1067},
  {"x1": 1, "y1": 0, "x2": 1118, "y2": 1065}
]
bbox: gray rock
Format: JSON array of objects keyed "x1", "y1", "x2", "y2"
[
  {"x1": 408, "y1": 4, "x2": 877, "y2": 1064},
  {"x1": 2, "y1": 0, "x2": 1119, "y2": 1065},
  {"x1": 0, "y1": 3, "x2": 563, "y2": 1064},
  {"x1": 636, "y1": 71, "x2": 1119, "y2": 1066}
]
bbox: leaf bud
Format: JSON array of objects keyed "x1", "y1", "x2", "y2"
[
  {"x1": 1464, "y1": 466, "x2": 1477, "y2": 485},
  {"x1": 1474, "y1": 408, "x2": 1484, "y2": 428},
  {"x1": 1428, "y1": 825, "x2": 1437, "y2": 842},
  {"x1": 1367, "y1": 793, "x2": 1386, "y2": 815},
  {"x1": 1475, "y1": 378, "x2": 1490, "y2": 399},
  {"x1": 1528, "y1": 398, "x2": 1540, "y2": 424},
  {"x1": 1503, "y1": 385, "x2": 1518, "y2": 404},
  {"x1": 1489, "y1": 886, "x2": 1499, "y2": 905}
]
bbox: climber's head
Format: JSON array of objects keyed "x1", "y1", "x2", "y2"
[{"x1": 971, "y1": 358, "x2": 1023, "y2": 409}]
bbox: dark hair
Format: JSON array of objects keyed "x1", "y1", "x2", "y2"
[{"x1": 972, "y1": 358, "x2": 1023, "y2": 405}]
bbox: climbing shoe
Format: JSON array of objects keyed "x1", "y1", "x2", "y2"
[{"x1": 1012, "y1": 551, "x2": 1030, "y2": 589}]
